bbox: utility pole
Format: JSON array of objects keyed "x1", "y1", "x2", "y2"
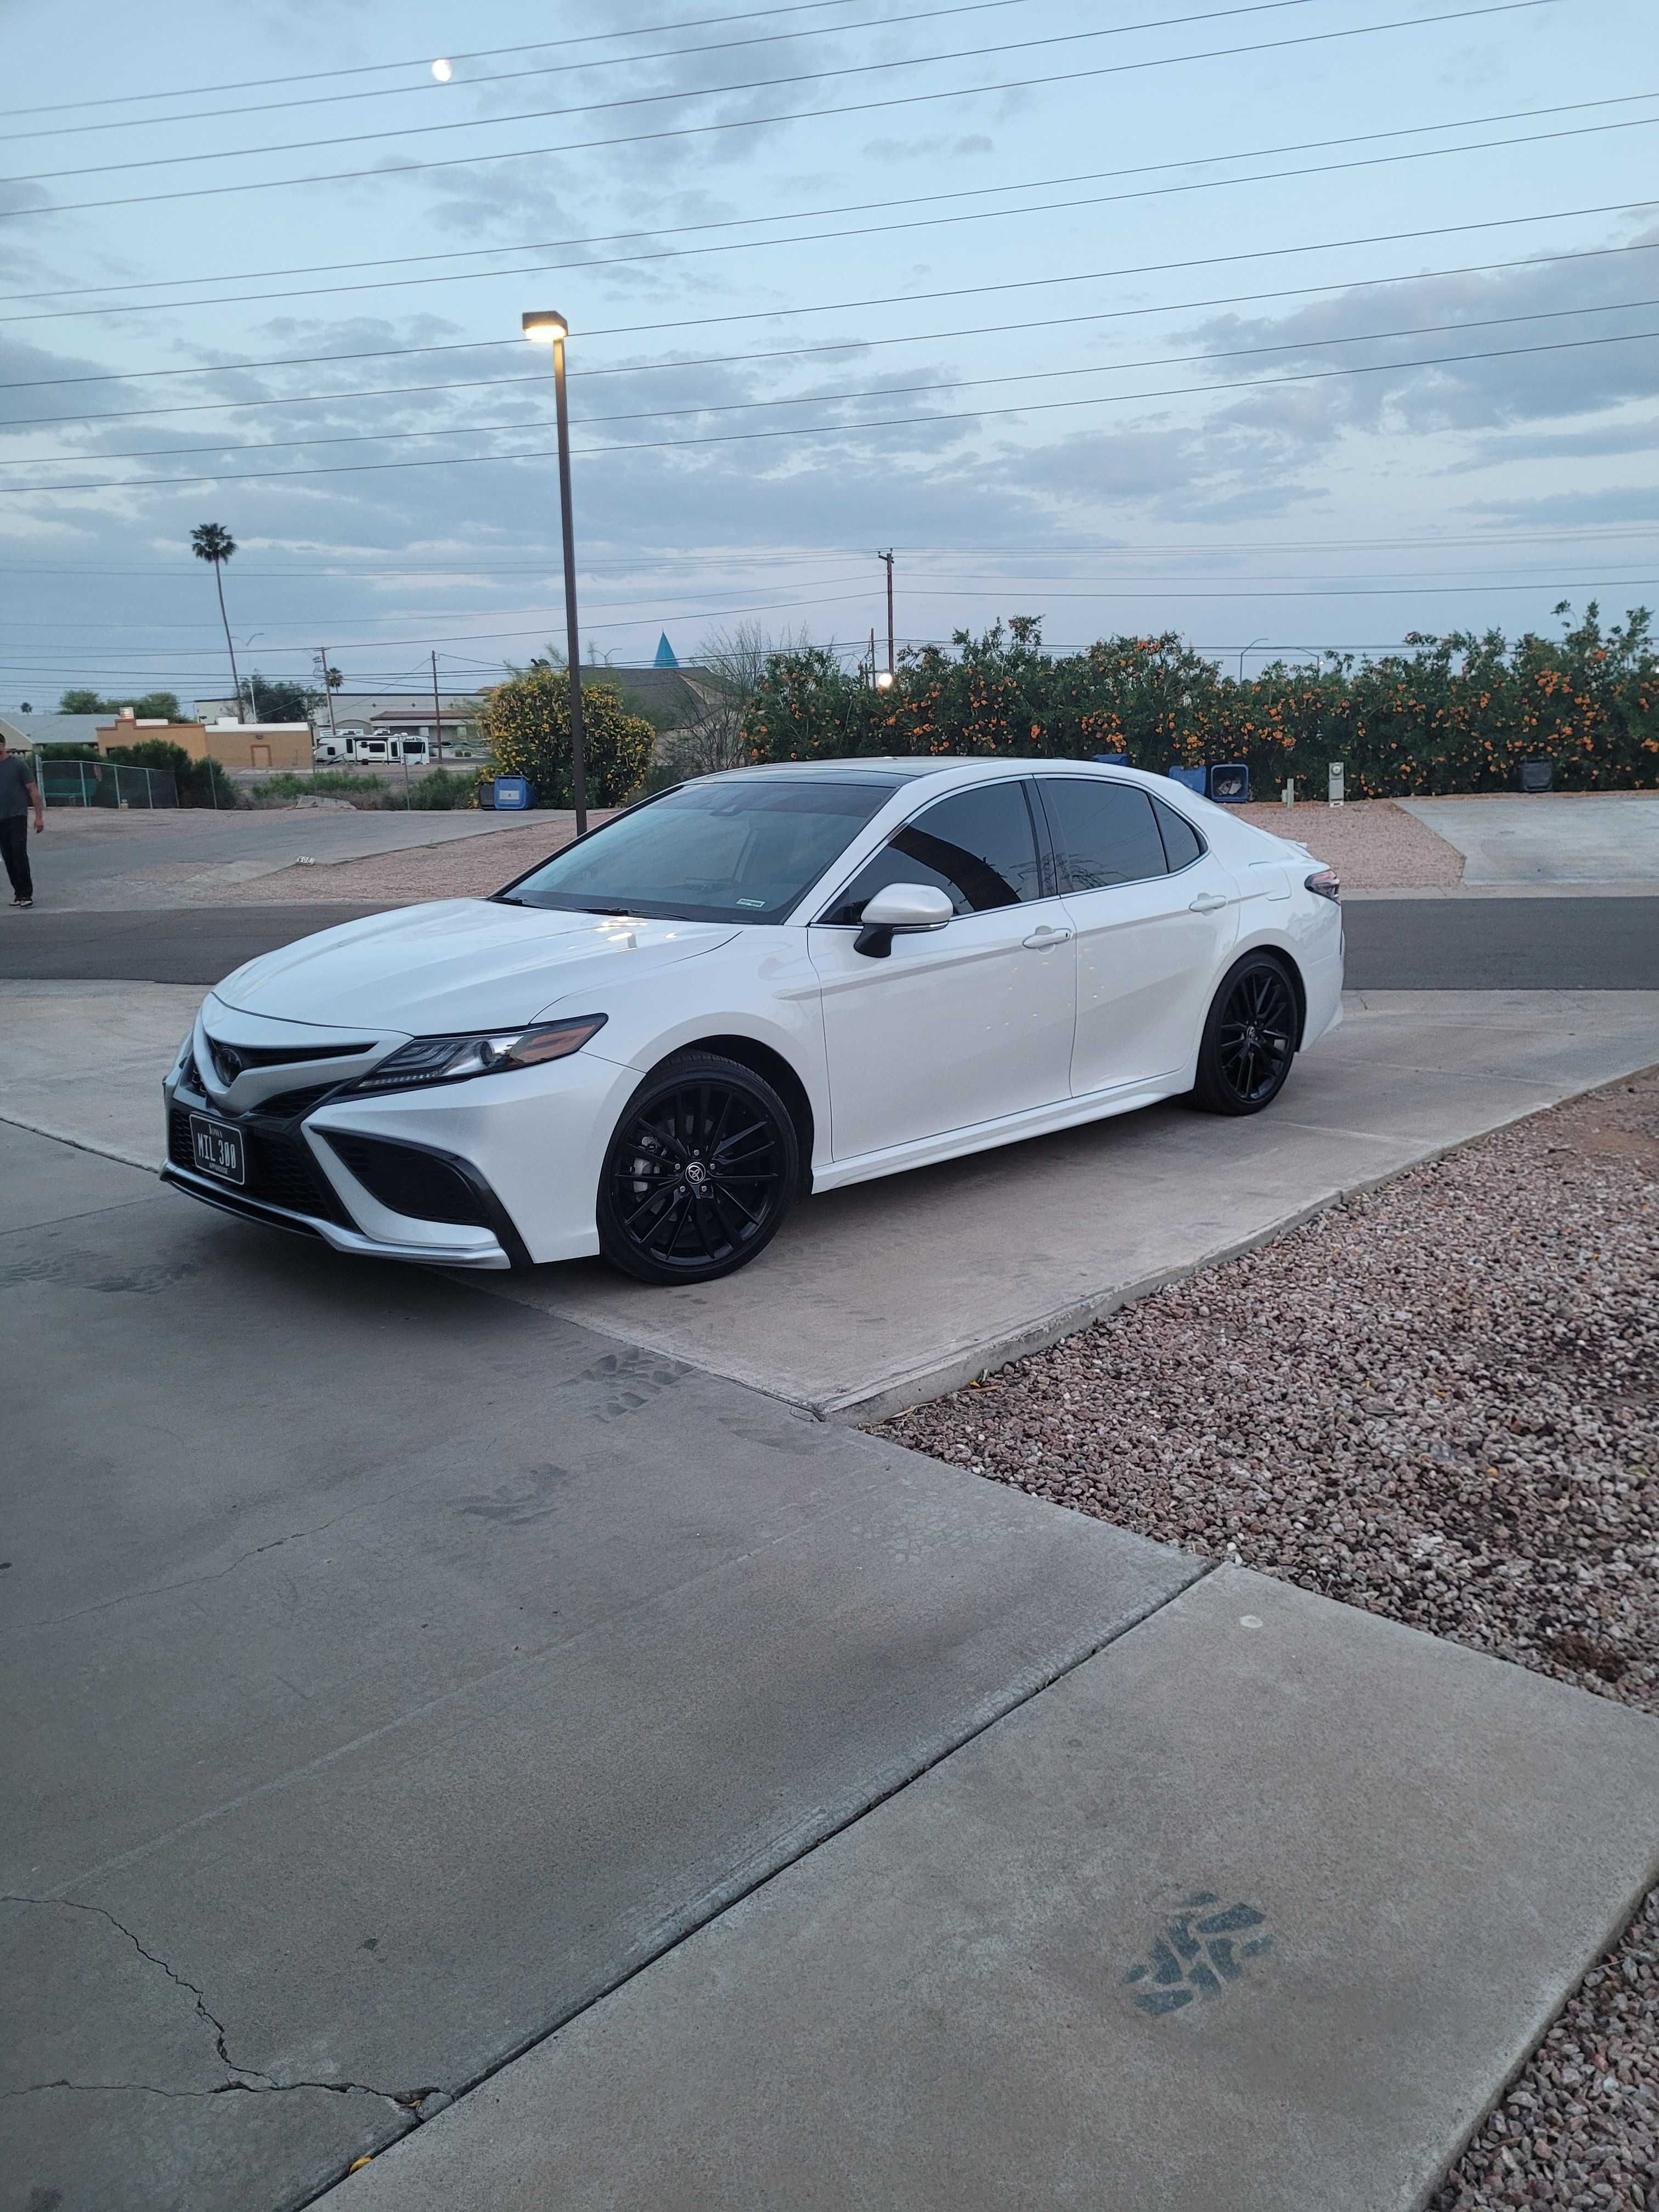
[
  {"x1": 869, "y1": 629, "x2": 877, "y2": 690},
  {"x1": 431, "y1": 650, "x2": 444, "y2": 765},
  {"x1": 317, "y1": 648, "x2": 338, "y2": 750},
  {"x1": 879, "y1": 549, "x2": 895, "y2": 676}
]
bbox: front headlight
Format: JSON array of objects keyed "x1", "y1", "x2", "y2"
[{"x1": 355, "y1": 1014, "x2": 608, "y2": 1093}]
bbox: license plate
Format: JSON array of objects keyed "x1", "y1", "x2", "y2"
[{"x1": 190, "y1": 1114, "x2": 245, "y2": 1186}]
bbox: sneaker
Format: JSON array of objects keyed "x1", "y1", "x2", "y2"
[{"x1": 15, "y1": 897, "x2": 31, "y2": 909}]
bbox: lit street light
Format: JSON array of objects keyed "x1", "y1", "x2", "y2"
[
  {"x1": 523, "y1": 308, "x2": 588, "y2": 836},
  {"x1": 874, "y1": 669, "x2": 895, "y2": 692}
]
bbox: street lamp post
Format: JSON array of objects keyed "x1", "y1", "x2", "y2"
[
  {"x1": 523, "y1": 309, "x2": 588, "y2": 836},
  {"x1": 1238, "y1": 636, "x2": 1266, "y2": 684}
]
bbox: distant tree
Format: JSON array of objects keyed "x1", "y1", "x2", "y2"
[
  {"x1": 57, "y1": 687, "x2": 183, "y2": 720},
  {"x1": 238, "y1": 677, "x2": 315, "y2": 723},
  {"x1": 479, "y1": 667, "x2": 654, "y2": 805},
  {"x1": 674, "y1": 622, "x2": 778, "y2": 776},
  {"x1": 190, "y1": 523, "x2": 241, "y2": 719},
  {"x1": 18, "y1": 701, "x2": 30, "y2": 713}
]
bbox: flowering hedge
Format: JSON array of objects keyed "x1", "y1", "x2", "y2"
[
  {"x1": 479, "y1": 667, "x2": 654, "y2": 805},
  {"x1": 740, "y1": 604, "x2": 1659, "y2": 794}
]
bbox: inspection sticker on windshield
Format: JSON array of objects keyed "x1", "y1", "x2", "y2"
[{"x1": 736, "y1": 897, "x2": 766, "y2": 907}]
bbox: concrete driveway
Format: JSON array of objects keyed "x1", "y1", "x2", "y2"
[
  {"x1": 1400, "y1": 793, "x2": 1659, "y2": 885},
  {"x1": 5, "y1": 1123, "x2": 1657, "y2": 2212},
  {"x1": 5, "y1": 978, "x2": 1657, "y2": 1418},
  {"x1": 22, "y1": 806, "x2": 541, "y2": 912}
]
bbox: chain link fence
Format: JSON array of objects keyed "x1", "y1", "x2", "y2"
[{"x1": 35, "y1": 754, "x2": 179, "y2": 809}]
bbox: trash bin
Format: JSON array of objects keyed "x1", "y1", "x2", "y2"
[
  {"x1": 1092, "y1": 751, "x2": 1130, "y2": 767},
  {"x1": 493, "y1": 775, "x2": 535, "y2": 811},
  {"x1": 1167, "y1": 765, "x2": 1207, "y2": 795},
  {"x1": 1208, "y1": 763, "x2": 1250, "y2": 804},
  {"x1": 1519, "y1": 760, "x2": 1554, "y2": 794}
]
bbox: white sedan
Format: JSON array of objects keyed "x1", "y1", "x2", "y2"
[{"x1": 162, "y1": 758, "x2": 1343, "y2": 1284}]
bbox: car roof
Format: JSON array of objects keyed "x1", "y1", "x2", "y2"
[{"x1": 699, "y1": 756, "x2": 1169, "y2": 789}]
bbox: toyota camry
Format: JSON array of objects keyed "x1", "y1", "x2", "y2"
[{"x1": 162, "y1": 758, "x2": 1343, "y2": 1283}]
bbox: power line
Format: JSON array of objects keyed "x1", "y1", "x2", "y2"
[
  {"x1": 0, "y1": 0, "x2": 955, "y2": 119},
  {"x1": 2, "y1": 194, "x2": 1649, "y2": 397},
  {"x1": 6, "y1": 84, "x2": 1647, "y2": 311},
  {"x1": 4, "y1": 0, "x2": 1037, "y2": 141},
  {"x1": 0, "y1": 3, "x2": 1321, "y2": 184},
  {"x1": 8, "y1": 236, "x2": 1658, "y2": 435},
  {"x1": 7, "y1": 98, "x2": 1651, "y2": 329},
  {"x1": 2, "y1": 321, "x2": 1651, "y2": 496},
  {"x1": 0, "y1": 1, "x2": 1553, "y2": 221},
  {"x1": 9, "y1": 523, "x2": 1659, "y2": 580},
  {"x1": 10, "y1": 295, "x2": 1654, "y2": 470}
]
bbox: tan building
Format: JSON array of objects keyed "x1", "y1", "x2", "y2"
[{"x1": 97, "y1": 714, "x2": 313, "y2": 770}]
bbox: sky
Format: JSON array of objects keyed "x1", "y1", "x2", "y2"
[{"x1": 0, "y1": 0, "x2": 1655, "y2": 710}]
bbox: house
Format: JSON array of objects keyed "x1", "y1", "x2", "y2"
[
  {"x1": 193, "y1": 691, "x2": 485, "y2": 764},
  {"x1": 0, "y1": 712, "x2": 108, "y2": 753},
  {"x1": 98, "y1": 713, "x2": 314, "y2": 770}
]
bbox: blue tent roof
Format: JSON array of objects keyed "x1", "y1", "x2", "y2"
[{"x1": 653, "y1": 632, "x2": 679, "y2": 669}]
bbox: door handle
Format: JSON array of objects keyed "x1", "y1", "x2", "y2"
[
  {"x1": 1023, "y1": 925, "x2": 1074, "y2": 950},
  {"x1": 1188, "y1": 893, "x2": 1228, "y2": 913}
]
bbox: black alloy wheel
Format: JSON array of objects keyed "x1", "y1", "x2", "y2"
[
  {"x1": 597, "y1": 1051, "x2": 798, "y2": 1284},
  {"x1": 1191, "y1": 955, "x2": 1297, "y2": 1115}
]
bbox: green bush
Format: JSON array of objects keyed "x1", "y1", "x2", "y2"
[
  {"x1": 104, "y1": 738, "x2": 235, "y2": 809},
  {"x1": 478, "y1": 669, "x2": 654, "y2": 806},
  {"x1": 408, "y1": 767, "x2": 478, "y2": 810},
  {"x1": 738, "y1": 605, "x2": 1659, "y2": 795}
]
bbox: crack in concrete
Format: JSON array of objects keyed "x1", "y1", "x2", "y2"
[
  {"x1": 6, "y1": 1501, "x2": 380, "y2": 1639},
  {"x1": 0, "y1": 1895, "x2": 431, "y2": 2114}
]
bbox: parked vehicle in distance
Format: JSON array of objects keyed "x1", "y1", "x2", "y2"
[
  {"x1": 162, "y1": 759, "x2": 1344, "y2": 1284},
  {"x1": 312, "y1": 730, "x2": 430, "y2": 766}
]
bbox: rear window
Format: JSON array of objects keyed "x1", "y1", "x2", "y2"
[
  {"x1": 499, "y1": 778, "x2": 895, "y2": 924},
  {"x1": 1039, "y1": 778, "x2": 1168, "y2": 893}
]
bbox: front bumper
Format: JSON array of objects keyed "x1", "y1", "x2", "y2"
[
  {"x1": 162, "y1": 1022, "x2": 635, "y2": 1268},
  {"x1": 159, "y1": 1158, "x2": 515, "y2": 1268}
]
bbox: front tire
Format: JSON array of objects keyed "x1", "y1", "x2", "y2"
[
  {"x1": 596, "y1": 1051, "x2": 798, "y2": 1285},
  {"x1": 1190, "y1": 954, "x2": 1297, "y2": 1115}
]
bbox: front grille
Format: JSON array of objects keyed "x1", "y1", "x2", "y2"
[
  {"x1": 259, "y1": 1082, "x2": 342, "y2": 1120},
  {"x1": 205, "y1": 1037, "x2": 373, "y2": 1087},
  {"x1": 322, "y1": 1133, "x2": 490, "y2": 1227},
  {"x1": 168, "y1": 1104, "x2": 353, "y2": 1228}
]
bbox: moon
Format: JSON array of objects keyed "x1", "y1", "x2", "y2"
[{"x1": 431, "y1": 57, "x2": 453, "y2": 82}]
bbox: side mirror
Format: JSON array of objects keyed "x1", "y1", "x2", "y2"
[{"x1": 854, "y1": 881, "x2": 954, "y2": 958}]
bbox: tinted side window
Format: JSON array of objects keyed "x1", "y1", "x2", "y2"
[
  {"x1": 1153, "y1": 795, "x2": 1205, "y2": 872},
  {"x1": 1041, "y1": 778, "x2": 1167, "y2": 893},
  {"x1": 821, "y1": 782, "x2": 1042, "y2": 923}
]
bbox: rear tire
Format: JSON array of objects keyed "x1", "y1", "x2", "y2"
[
  {"x1": 597, "y1": 1051, "x2": 798, "y2": 1285},
  {"x1": 1190, "y1": 953, "x2": 1297, "y2": 1116}
]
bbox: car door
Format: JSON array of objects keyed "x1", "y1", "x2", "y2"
[
  {"x1": 807, "y1": 778, "x2": 1076, "y2": 1161},
  {"x1": 1035, "y1": 776, "x2": 1240, "y2": 1096}
]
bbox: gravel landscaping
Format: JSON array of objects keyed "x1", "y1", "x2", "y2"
[
  {"x1": 1235, "y1": 795, "x2": 1465, "y2": 887},
  {"x1": 880, "y1": 1065, "x2": 1658, "y2": 2209}
]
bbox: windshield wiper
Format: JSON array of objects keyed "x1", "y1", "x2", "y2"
[{"x1": 581, "y1": 905, "x2": 638, "y2": 916}]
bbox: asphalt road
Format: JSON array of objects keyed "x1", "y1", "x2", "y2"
[{"x1": 2, "y1": 897, "x2": 1657, "y2": 988}]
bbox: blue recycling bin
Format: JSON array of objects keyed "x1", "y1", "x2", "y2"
[
  {"x1": 1167, "y1": 765, "x2": 1207, "y2": 795},
  {"x1": 493, "y1": 775, "x2": 534, "y2": 811},
  {"x1": 1092, "y1": 751, "x2": 1130, "y2": 767},
  {"x1": 1207, "y1": 763, "x2": 1250, "y2": 804}
]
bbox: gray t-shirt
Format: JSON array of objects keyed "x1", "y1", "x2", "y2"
[{"x1": 0, "y1": 754, "x2": 36, "y2": 819}]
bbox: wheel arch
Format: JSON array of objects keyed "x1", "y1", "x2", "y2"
[
  {"x1": 656, "y1": 1032, "x2": 817, "y2": 1192},
  {"x1": 1229, "y1": 934, "x2": 1308, "y2": 1049}
]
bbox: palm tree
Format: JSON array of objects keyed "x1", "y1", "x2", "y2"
[{"x1": 190, "y1": 523, "x2": 242, "y2": 721}]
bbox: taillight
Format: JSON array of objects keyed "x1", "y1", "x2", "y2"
[{"x1": 1305, "y1": 869, "x2": 1340, "y2": 903}]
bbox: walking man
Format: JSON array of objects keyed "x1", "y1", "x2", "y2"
[{"x1": 0, "y1": 735, "x2": 44, "y2": 908}]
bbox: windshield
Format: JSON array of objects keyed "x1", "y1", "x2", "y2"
[{"x1": 498, "y1": 778, "x2": 898, "y2": 924}]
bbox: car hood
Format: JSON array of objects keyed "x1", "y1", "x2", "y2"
[{"x1": 212, "y1": 899, "x2": 738, "y2": 1033}]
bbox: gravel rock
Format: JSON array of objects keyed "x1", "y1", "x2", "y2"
[
  {"x1": 880, "y1": 1065, "x2": 1659, "y2": 2206},
  {"x1": 1235, "y1": 797, "x2": 1465, "y2": 888}
]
